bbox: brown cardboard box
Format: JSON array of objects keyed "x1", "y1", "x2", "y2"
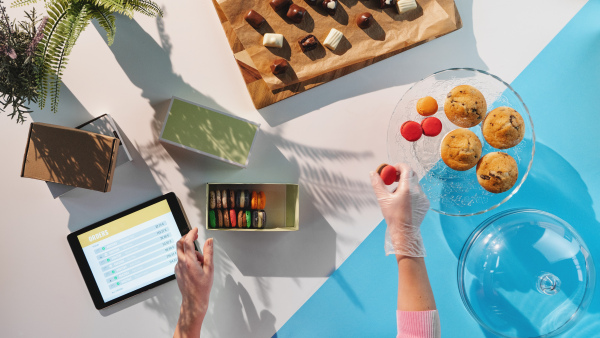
[{"x1": 21, "y1": 122, "x2": 120, "y2": 192}]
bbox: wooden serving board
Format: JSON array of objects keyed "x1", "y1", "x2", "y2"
[{"x1": 212, "y1": 0, "x2": 462, "y2": 109}]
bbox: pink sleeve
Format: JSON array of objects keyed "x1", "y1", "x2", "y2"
[{"x1": 396, "y1": 310, "x2": 441, "y2": 338}]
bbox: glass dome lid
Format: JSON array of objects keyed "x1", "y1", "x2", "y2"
[{"x1": 458, "y1": 209, "x2": 596, "y2": 338}]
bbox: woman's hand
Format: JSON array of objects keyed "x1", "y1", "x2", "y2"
[
  {"x1": 174, "y1": 228, "x2": 214, "y2": 338},
  {"x1": 370, "y1": 163, "x2": 430, "y2": 257}
]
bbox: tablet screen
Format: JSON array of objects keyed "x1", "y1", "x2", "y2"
[{"x1": 76, "y1": 199, "x2": 181, "y2": 302}]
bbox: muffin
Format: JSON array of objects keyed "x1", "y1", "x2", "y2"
[
  {"x1": 476, "y1": 152, "x2": 518, "y2": 193},
  {"x1": 440, "y1": 129, "x2": 482, "y2": 171},
  {"x1": 482, "y1": 107, "x2": 525, "y2": 149},
  {"x1": 444, "y1": 85, "x2": 487, "y2": 128}
]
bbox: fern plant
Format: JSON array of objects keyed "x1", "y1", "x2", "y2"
[{"x1": 12, "y1": 0, "x2": 163, "y2": 114}]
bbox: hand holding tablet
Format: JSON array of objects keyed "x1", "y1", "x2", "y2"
[{"x1": 174, "y1": 228, "x2": 214, "y2": 338}]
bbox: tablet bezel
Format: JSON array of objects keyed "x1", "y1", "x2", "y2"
[{"x1": 67, "y1": 192, "x2": 196, "y2": 310}]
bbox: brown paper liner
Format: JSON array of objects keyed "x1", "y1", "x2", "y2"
[{"x1": 219, "y1": 0, "x2": 459, "y2": 91}]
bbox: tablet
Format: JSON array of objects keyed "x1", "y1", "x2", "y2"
[{"x1": 67, "y1": 192, "x2": 196, "y2": 309}]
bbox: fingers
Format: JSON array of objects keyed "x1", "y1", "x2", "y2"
[
  {"x1": 203, "y1": 238, "x2": 214, "y2": 275},
  {"x1": 392, "y1": 163, "x2": 415, "y2": 195},
  {"x1": 370, "y1": 171, "x2": 389, "y2": 199},
  {"x1": 183, "y1": 227, "x2": 198, "y2": 259},
  {"x1": 195, "y1": 250, "x2": 204, "y2": 265},
  {"x1": 176, "y1": 236, "x2": 186, "y2": 264},
  {"x1": 393, "y1": 163, "x2": 413, "y2": 182}
]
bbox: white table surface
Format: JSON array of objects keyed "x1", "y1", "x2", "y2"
[{"x1": 0, "y1": 0, "x2": 588, "y2": 337}]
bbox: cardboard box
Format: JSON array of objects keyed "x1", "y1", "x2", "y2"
[
  {"x1": 159, "y1": 97, "x2": 260, "y2": 168},
  {"x1": 206, "y1": 183, "x2": 299, "y2": 231},
  {"x1": 21, "y1": 122, "x2": 120, "y2": 192},
  {"x1": 46, "y1": 114, "x2": 132, "y2": 198}
]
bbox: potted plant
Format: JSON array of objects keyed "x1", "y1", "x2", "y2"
[{"x1": 0, "y1": 0, "x2": 46, "y2": 123}]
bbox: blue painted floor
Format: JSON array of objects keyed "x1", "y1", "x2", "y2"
[{"x1": 275, "y1": 1, "x2": 600, "y2": 337}]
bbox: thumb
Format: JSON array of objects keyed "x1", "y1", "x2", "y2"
[
  {"x1": 370, "y1": 171, "x2": 389, "y2": 199},
  {"x1": 202, "y1": 238, "x2": 214, "y2": 275}
]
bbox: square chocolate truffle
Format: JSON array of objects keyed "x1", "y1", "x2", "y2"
[
  {"x1": 298, "y1": 34, "x2": 319, "y2": 52},
  {"x1": 286, "y1": 4, "x2": 306, "y2": 23},
  {"x1": 270, "y1": 0, "x2": 292, "y2": 12},
  {"x1": 271, "y1": 59, "x2": 289, "y2": 75},
  {"x1": 244, "y1": 10, "x2": 265, "y2": 29}
]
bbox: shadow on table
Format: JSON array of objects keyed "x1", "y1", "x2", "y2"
[
  {"x1": 436, "y1": 141, "x2": 600, "y2": 337},
  {"x1": 96, "y1": 12, "x2": 374, "y2": 336},
  {"x1": 203, "y1": 275, "x2": 277, "y2": 338},
  {"x1": 27, "y1": 83, "x2": 164, "y2": 232},
  {"x1": 257, "y1": 0, "x2": 486, "y2": 127}
]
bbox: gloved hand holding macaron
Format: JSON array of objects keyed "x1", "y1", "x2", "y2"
[{"x1": 370, "y1": 163, "x2": 430, "y2": 257}]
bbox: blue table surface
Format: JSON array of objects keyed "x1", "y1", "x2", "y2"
[{"x1": 276, "y1": 0, "x2": 600, "y2": 337}]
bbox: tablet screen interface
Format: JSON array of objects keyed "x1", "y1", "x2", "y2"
[{"x1": 76, "y1": 200, "x2": 181, "y2": 302}]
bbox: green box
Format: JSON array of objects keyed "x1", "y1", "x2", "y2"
[
  {"x1": 159, "y1": 97, "x2": 260, "y2": 167},
  {"x1": 206, "y1": 183, "x2": 299, "y2": 231}
]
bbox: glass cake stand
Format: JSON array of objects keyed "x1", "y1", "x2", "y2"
[
  {"x1": 458, "y1": 209, "x2": 595, "y2": 337},
  {"x1": 387, "y1": 68, "x2": 535, "y2": 216}
]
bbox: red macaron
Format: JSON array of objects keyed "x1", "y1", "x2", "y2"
[
  {"x1": 421, "y1": 117, "x2": 442, "y2": 137},
  {"x1": 376, "y1": 164, "x2": 398, "y2": 185},
  {"x1": 401, "y1": 121, "x2": 422, "y2": 142}
]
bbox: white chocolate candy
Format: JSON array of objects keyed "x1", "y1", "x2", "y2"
[
  {"x1": 323, "y1": 28, "x2": 344, "y2": 51},
  {"x1": 263, "y1": 33, "x2": 284, "y2": 48},
  {"x1": 327, "y1": 1, "x2": 336, "y2": 10},
  {"x1": 397, "y1": 0, "x2": 417, "y2": 13}
]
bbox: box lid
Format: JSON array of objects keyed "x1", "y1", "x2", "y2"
[
  {"x1": 46, "y1": 114, "x2": 133, "y2": 198},
  {"x1": 21, "y1": 122, "x2": 120, "y2": 192},
  {"x1": 160, "y1": 97, "x2": 259, "y2": 167}
]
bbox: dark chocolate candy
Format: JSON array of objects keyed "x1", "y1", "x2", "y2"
[
  {"x1": 379, "y1": 0, "x2": 394, "y2": 8},
  {"x1": 244, "y1": 10, "x2": 265, "y2": 29},
  {"x1": 286, "y1": 4, "x2": 306, "y2": 23},
  {"x1": 321, "y1": 0, "x2": 337, "y2": 15},
  {"x1": 252, "y1": 211, "x2": 258, "y2": 229},
  {"x1": 298, "y1": 34, "x2": 319, "y2": 52},
  {"x1": 305, "y1": 0, "x2": 319, "y2": 5},
  {"x1": 356, "y1": 12, "x2": 373, "y2": 29},
  {"x1": 244, "y1": 190, "x2": 250, "y2": 208},
  {"x1": 270, "y1": 0, "x2": 291, "y2": 12},
  {"x1": 271, "y1": 59, "x2": 289, "y2": 75}
]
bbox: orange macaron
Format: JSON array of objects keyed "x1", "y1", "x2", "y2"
[{"x1": 417, "y1": 96, "x2": 438, "y2": 116}]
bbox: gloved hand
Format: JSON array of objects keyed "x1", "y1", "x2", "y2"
[{"x1": 370, "y1": 163, "x2": 430, "y2": 257}]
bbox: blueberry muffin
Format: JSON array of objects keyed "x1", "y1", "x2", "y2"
[
  {"x1": 440, "y1": 129, "x2": 482, "y2": 171},
  {"x1": 482, "y1": 107, "x2": 525, "y2": 149},
  {"x1": 476, "y1": 152, "x2": 518, "y2": 193},
  {"x1": 444, "y1": 85, "x2": 487, "y2": 128}
]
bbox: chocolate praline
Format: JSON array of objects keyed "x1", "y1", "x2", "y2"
[
  {"x1": 321, "y1": 0, "x2": 337, "y2": 15},
  {"x1": 379, "y1": 0, "x2": 394, "y2": 8},
  {"x1": 270, "y1": 0, "x2": 292, "y2": 12},
  {"x1": 286, "y1": 4, "x2": 306, "y2": 23},
  {"x1": 271, "y1": 59, "x2": 289, "y2": 75},
  {"x1": 356, "y1": 12, "x2": 373, "y2": 29},
  {"x1": 298, "y1": 34, "x2": 319, "y2": 52},
  {"x1": 244, "y1": 10, "x2": 265, "y2": 29}
]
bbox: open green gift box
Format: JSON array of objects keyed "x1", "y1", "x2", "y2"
[
  {"x1": 159, "y1": 97, "x2": 260, "y2": 167},
  {"x1": 206, "y1": 183, "x2": 299, "y2": 231}
]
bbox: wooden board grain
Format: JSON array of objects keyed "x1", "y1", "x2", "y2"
[{"x1": 213, "y1": 0, "x2": 462, "y2": 109}]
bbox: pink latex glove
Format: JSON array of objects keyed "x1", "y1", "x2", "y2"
[{"x1": 370, "y1": 163, "x2": 430, "y2": 257}]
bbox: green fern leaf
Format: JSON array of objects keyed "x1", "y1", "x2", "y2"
[
  {"x1": 90, "y1": 7, "x2": 115, "y2": 45},
  {"x1": 10, "y1": 0, "x2": 39, "y2": 8}
]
